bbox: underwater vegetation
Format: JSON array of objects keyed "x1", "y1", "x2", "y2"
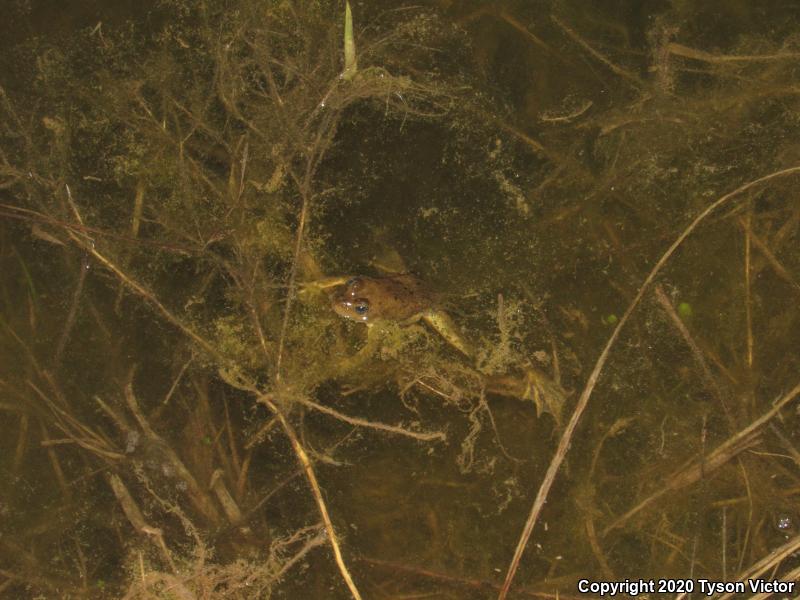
[{"x1": 1, "y1": 0, "x2": 800, "y2": 597}]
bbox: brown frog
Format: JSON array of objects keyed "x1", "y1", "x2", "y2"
[
  {"x1": 330, "y1": 274, "x2": 473, "y2": 357},
  {"x1": 309, "y1": 272, "x2": 567, "y2": 422}
]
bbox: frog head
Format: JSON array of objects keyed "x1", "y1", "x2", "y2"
[{"x1": 332, "y1": 277, "x2": 372, "y2": 322}]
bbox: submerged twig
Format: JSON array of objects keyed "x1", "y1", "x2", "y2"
[
  {"x1": 743, "y1": 205, "x2": 754, "y2": 368},
  {"x1": 108, "y1": 473, "x2": 177, "y2": 573},
  {"x1": 687, "y1": 532, "x2": 800, "y2": 600},
  {"x1": 274, "y1": 176, "x2": 311, "y2": 382},
  {"x1": 667, "y1": 42, "x2": 800, "y2": 64},
  {"x1": 653, "y1": 285, "x2": 733, "y2": 427},
  {"x1": 53, "y1": 253, "x2": 89, "y2": 368},
  {"x1": 125, "y1": 381, "x2": 223, "y2": 525},
  {"x1": 297, "y1": 396, "x2": 447, "y2": 442},
  {"x1": 736, "y1": 215, "x2": 800, "y2": 297},
  {"x1": 257, "y1": 392, "x2": 363, "y2": 600},
  {"x1": 551, "y1": 14, "x2": 643, "y2": 87},
  {"x1": 62, "y1": 188, "x2": 224, "y2": 364}
]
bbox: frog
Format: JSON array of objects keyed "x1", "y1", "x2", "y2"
[
  {"x1": 329, "y1": 274, "x2": 473, "y2": 357},
  {"x1": 306, "y1": 270, "x2": 567, "y2": 423}
]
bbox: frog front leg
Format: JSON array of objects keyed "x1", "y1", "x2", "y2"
[
  {"x1": 333, "y1": 322, "x2": 415, "y2": 390},
  {"x1": 420, "y1": 310, "x2": 474, "y2": 358},
  {"x1": 335, "y1": 322, "x2": 384, "y2": 373}
]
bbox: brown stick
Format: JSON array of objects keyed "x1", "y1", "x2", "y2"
[
  {"x1": 124, "y1": 382, "x2": 222, "y2": 526},
  {"x1": 653, "y1": 285, "x2": 733, "y2": 428},
  {"x1": 258, "y1": 392, "x2": 363, "y2": 600},
  {"x1": 359, "y1": 556, "x2": 578, "y2": 599},
  {"x1": 743, "y1": 205, "x2": 754, "y2": 367},
  {"x1": 39, "y1": 420, "x2": 70, "y2": 499},
  {"x1": 551, "y1": 14, "x2": 643, "y2": 87},
  {"x1": 297, "y1": 396, "x2": 447, "y2": 442},
  {"x1": 13, "y1": 414, "x2": 28, "y2": 473},
  {"x1": 274, "y1": 178, "x2": 309, "y2": 381},
  {"x1": 667, "y1": 42, "x2": 800, "y2": 64},
  {"x1": 107, "y1": 473, "x2": 177, "y2": 573},
  {"x1": 63, "y1": 184, "x2": 225, "y2": 364},
  {"x1": 737, "y1": 216, "x2": 800, "y2": 297},
  {"x1": 53, "y1": 254, "x2": 88, "y2": 368}
]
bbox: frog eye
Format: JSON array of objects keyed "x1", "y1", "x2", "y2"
[
  {"x1": 354, "y1": 300, "x2": 369, "y2": 315},
  {"x1": 345, "y1": 277, "x2": 362, "y2": 292}
]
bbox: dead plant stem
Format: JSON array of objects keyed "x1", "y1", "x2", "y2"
[
  {"x1": 744, "y1": 204, "x2": 754, "y2": 367},
  {"x1": 737, "y1": 215, "x2": 800, "y2": 297},
  {"x1": 606, "y1": 378, "x2": 800, "y2": 534},
  {"x1": 275, "y1": 167, "x2": 313, "y2": 382},
  {"x1": 39, "y1": 420, "x2": 70, "y2": 499},
  {"x1": 667, "y1": 42, "x2": 800, "y2": 63},
  {"x1": 297, "y1": 396, "x2": 447, "y2": 442},
  {"x1": 53, "y1": 254, "x2": 88, "y2": 368},
  {"x1": 684, "y1": 532, "x2": 800, "y2": 600},
  {"x1": 654, "y1": 284, "x2": 733, "y2": 428},
  {"x1": 258, "y1": 393, "x2": 363, "y2": 600},
  {"x1": 551, "y1": 14, "x2": 643, "y2": 87},
  {"x1": 735, "y1": 459, "x2": 753, "y2": 574}
]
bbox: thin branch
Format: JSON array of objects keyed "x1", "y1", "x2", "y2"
[
  {"x1": 551, "y1": 14, "x2": 643, "y2": 87},
  {"x1": 743, "y1": 205, "x2": 754, "y2": 367},
  {"x1": 667, "y1": 42, "x2": 800, "y2": 64},
  {"x1": 653, "y1": 285, "x2": 733, "y2": 428},
  {"x1": 297, "y1": 396, "x2": 447, "y2": 442},
  {"x1": 258, "y1": 393, "x2": 363, "y2": 600}
]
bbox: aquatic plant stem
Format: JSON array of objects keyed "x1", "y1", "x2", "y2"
[
  {"x1": 62, "y1": 184, "x2": 362, "y2": 595},
  {"x1": 737, "y1": 216, "x2": 800, "y2": 295},
  {"x1": 275, "y1": 120, "x2": 333, "y2": 381},
  {"x1": 68, "y1": 230, "x2": 223, "y2": 361},
  {"x1": 497, "y1": 165, "x2": 800, "y2": 600},
  {"x1": 62, "y1": 185, "x2": 225, "y2": 363},
  {"x1": 53, "y1": 253, "x2": 88, "y2": 368},
  {"x1": 274, "y1": 181, "x2": 308, "y2": 382},
  {"x1": 653, "y1": 285, "x2": 733, "y2": 428},
  {"x1": 744, "y1": 204, "x2": 754, "y2": 368},
  {"x1": 258, "y1": 393, "x2": 364, "y2": 600},
  {"x1": 551, "y1": 14, "x2": 643, "y2": 87},
  {"x1": 298, "y1": 396, "x2": 446, "y2": 442}
]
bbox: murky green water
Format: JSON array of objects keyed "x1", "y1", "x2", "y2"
[{"x1": 2, "y1": 1, "x2": 800, "y2": 598}]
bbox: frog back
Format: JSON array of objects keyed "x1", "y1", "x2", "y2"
[{"x1": 357, "y1": 274, "x2": 433, "y2": 320}]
